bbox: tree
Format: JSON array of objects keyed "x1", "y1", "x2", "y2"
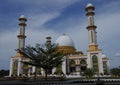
[
  {"x1": 19, "y1": 43, "x2": 64, "y2": 80},
  {"x1": 110, "y1": 66, "x2": 120, "y2": 77},
  {"x1": 0, "y1": 69, "x2": 9, "y2": 77},
  {"x1": 84, "y1": 68, "x2": 94, "y2": 78}
]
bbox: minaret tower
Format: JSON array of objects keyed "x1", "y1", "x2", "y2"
[
  {"x1": 85, "y1": 3, "x2": 99, "y2": 51},
  {"x1": 17, "y1": 15, "x2": 27, "y2": 50},
  {"x1": 86, "y1": 3, "x2": 104, "y2": 75},
  {"x1": 9, "y1": 15, "x2": 27, "y2": 76},
  {"x1": 46, "y1": 36, "x2": 52, "y2": 44}
]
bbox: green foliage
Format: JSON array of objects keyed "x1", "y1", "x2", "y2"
[
  {"x1": 58, "y1": 75, "x2": 66, "y2": 81},
  {"x1": 110, "y1": 66, "x2": 120, "y2": 77},
  {"x1": 19, "y1": 43, "x2": 65, "y2": 80},
  {"x1": 55, "y1": 64, "x2": 63, "y2": 75},
  {"x1": 84, "y1": 68, "x2": 94, "y2": 78},
  {"x1": 0, "y1": 69, "x2": 9, "y2": 77},
  {"x1": 36, "y1": 67, "x2": 41, "y2": 75}
]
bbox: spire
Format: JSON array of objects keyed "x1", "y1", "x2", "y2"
[
  {"x1": 85, "y1": 3, "x2": 99, "y2": 51},
  {"x1": 17, "y1": 15, "x2": 27, "y2": 50}
]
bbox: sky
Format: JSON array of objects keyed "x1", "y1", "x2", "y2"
[{"x1": 0, "y1": 0, "x2": 120, "y2": 70}]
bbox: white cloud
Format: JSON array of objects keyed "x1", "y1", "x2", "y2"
[
  {"x1": 27, "y1": 12, "x2": 60, "y2": 29},
  {"x1": 115, "y1": 52, "x2": 120, "y2": 57},
  {"x1": 96, "y1": 13, "x2": 120, "y2": 40},
  {"x1": 0, "y1": 30, "x2": 18, "y2": 51},
  {"x1": 8, "y1": 0, "x2": 80, "y2": 12},
  {"x1": 95, "y1": 10, "x2": 120, "y2": 56},
  {"x1": 0, "y1": 30, "x2": 18, "y2": 69}
]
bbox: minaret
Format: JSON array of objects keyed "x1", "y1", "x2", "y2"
[
  {"x1": 9, "y1": 15, "x2": 27, "y2": 76},
  {"x1": 46, "y1": 36, "x2": 52, "y2": 44},
  {"x1": 17, "y1": 15, "x2": 27, "y2": 50},
  {"x1": 85, "y1": 3, "x2": 99, "y2": 51}
]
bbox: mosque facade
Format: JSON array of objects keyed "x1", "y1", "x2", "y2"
[{"x1": 9, "y1": 3, "x2": 109, "y2": 77}]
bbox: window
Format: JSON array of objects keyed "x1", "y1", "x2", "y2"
[{"x1": 91, "y1": 31, "x2": 94, "y2": 43}]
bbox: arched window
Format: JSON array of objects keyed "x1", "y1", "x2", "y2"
[
  {"x1": 92, "y1": 55, "x2": 99, "y2": 73},
  {"x1": 80, "y1": 60, "x2": 86, "y2": 65},
  {"x1": 12, "y1": 60, "x2": 18, "y2": 76},
  {"x1": 80, "y1": 60, "x2": 87, "y2": 71},
  {"x1": 70, "y1": 60, "x2": 75, "y2": 66},
  {"x1": 69, "y1": 60, "x2": 76, "y2": 72}
]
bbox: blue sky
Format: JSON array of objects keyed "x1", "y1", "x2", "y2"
[{"x1": 0, "y1": 0, "x2": 120, "y2": 70}]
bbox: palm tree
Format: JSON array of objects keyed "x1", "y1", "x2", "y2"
[{"x1": 18, "y1": 43, "x2": 64, "y2": 80}]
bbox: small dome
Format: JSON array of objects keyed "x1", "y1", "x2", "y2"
[
  {"x1": 55, "y1": 34, "x2": 74, "y2": 47},
  {"x1": 20, "y1": 15, "x2": 26, "y2": 19},
  {"x1": 102, "y1": 54, "x2": 107, "y2": 58},
  {"x1": 86, "y1": 3, "x2": 93, "y2": 7},
  {"x1": 19, "y1": 15, "x2": 27, "y2": 21}
]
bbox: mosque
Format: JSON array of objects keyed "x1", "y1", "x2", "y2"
[{"x1": 9, "y1": 3, "x2": 110, "y2": 77}]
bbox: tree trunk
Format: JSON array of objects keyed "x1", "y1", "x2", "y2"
[{"x1": 45, "y1": 69, "x2": 48, "y2": 81}]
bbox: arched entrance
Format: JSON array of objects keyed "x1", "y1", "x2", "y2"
[
  {"x1": 69, "y1": 60, "x2": 76, "y2": 73},
  {"x1": 80, "y1": 59, "x2": 87, "y2": 72},
  {"x1": 92, "y1": 55, "x2": 99, "y2": 73}
]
